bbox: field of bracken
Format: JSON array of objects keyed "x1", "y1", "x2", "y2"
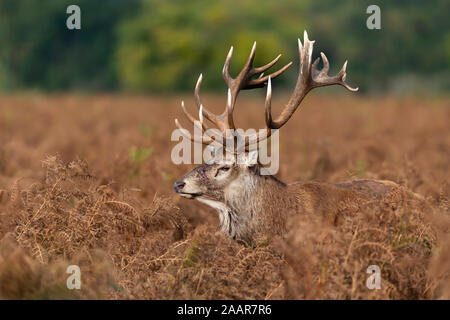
[{"x1": 0, "y1": 93, "x2": 449, "y2": 299}]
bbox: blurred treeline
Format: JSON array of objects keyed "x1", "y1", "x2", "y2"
[{"x1": 0, "y1": 0, "x2": 449, "y2": 94}]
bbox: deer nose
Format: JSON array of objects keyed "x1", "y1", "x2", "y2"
[{"x1": 173, "y1": 181, "x2": 185, "y2": 193}]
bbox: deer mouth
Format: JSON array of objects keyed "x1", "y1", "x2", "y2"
[
  {"x1": 178, "y1": 192, "x2": 203, "y2": 199},
  {"x1": 174, "y1": 181, "x2": 202, "y2": 198}
]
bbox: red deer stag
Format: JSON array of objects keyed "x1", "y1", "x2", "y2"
[{"x1": 173, "y1": 31, "x2": 404, "y2": 244}]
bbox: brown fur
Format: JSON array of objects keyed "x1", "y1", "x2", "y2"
[{"x1": 175, "y1": 158, "x2": 407, "y2": 244}]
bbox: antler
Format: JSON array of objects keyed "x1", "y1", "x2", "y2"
[
  {"x1": 175, "y1": 41, "x2": 292, "y2": 149},
  {"x1": 267, "y1": 31, "x2": 358, "y2": 130},
  {"x1": 175, "y1": 31, "x2": 358, "y2": 152}
]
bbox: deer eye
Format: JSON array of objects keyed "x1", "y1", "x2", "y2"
[{"x1": 215, "y1": 165, "x2": 230, "y2": 177}]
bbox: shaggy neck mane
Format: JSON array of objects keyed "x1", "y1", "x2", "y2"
[{"x1": 198, "y1": 174, "x2": 288, "y2": 243}]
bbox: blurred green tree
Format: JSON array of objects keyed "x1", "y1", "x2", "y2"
[
  {"x1": 0, "y1": 0, "x2": 137, "y2": 91},
  {"x1": 116, "y1": 0, "x2": 450, "y2": 93},
  {"x1": 116, "y1": 0, "x2": 307, "y2": 92},
  {"x1": 0, "y1": 0, "x2": 448, "y2": 93}
]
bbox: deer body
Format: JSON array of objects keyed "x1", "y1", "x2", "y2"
[
  {"x1": 173, "y1": 31, "x2": 400, "y2": 244},
  {"x1": 176, "y1": 160, "x2": 398, "y2": 243}
]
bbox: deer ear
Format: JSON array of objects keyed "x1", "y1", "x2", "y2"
[{"x1": 245, "y1": 150, "x2": 258, "y2": 167}]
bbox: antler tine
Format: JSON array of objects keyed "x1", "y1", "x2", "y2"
[
  {"x1": 180, "y1": 100, "x2": 195, "y2": 123},
  {"x1": 264, "y1": 76, "x2": 273, "y2": 128},
  {"x1": 244, "y1": 41, "x2": 257, "y2": 72},
  {"x1": 194, "y1": 74, "x2": 219, "y2": 125},
  {"x1": 221, "y1": 41, "x2": 293, "y2": 134},
  {"x1": 181, "y1": 101, "x2": 209, "y2": 130},
  {"x1": 198, "y1": 104, "x2": 204, "y2": 128},
  {"x1": 174, "y1": 118, "x2": 213, "y2": 145},
  {"x1": 246, "y1": 61, "x2": 292, "y2": 89},
  {"x1": 237, "y1": 76, "x2": 274, "y2": 152},
  {"x1": 311, "y1": 53, "x2": 359, "y2": 92},
  {"x1": 178, "y1": 98, "x2": 226, "y2": 145},
  {"x1": 222, "y1": 46, "x2": 234, "y2": 88},
  {"x1": 175, "y1": 114, "x2": 232, "y2": 148},
  {"x1": 223, "y1": 41, "x2": 293, "y2": 92},
  {"x1": 299, "y1": 31, "x2": 314, "y2": 77},
  {"x1": 179, "y1": 73, "x2": 234, "y2": 145},
  {"x1": 176, "y1": 62, "x2": 234, "y2": 150},
  {"x1": 266, "y1": 31, "x2": 358, "y2": 129},
  {"x1": 180, "y1": 100, "x2": 208, "y2": 132},
  {"x1": 251, "y1": 54, "x2": 282, "y2": 75}
]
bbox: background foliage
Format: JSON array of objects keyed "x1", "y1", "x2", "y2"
[{"x1": 0, "y1": 0, "x2": 449, "y2": 93}]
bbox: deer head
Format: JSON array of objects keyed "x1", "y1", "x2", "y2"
[{"x1": 173, "y1": 31, "x2": 358, "y2": 240}]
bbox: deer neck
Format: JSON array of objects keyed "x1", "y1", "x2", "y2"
[{"x1": 197, "y1": 174, "x2": 289, "y2": 243}]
